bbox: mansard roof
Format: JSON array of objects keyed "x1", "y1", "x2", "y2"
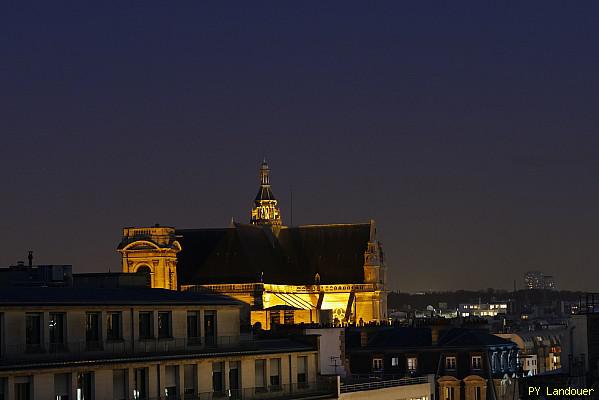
[
  {"x1": 175, "y1": 222, "x2": 372, "y2": 285},
  {"x1": 437, "y1": 328, "x2": 516, "y2": 348},
  {"x1": 0, "y1": 287, "x2": 241, "y2": 307}
]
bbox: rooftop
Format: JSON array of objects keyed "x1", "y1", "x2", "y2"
[{"x1": 0, "y1": 287, "x2": 241, "y2": 306}]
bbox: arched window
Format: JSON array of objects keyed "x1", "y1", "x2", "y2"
[{"x1": 136, "y1": 265, "x2": 152, "y2": 287}]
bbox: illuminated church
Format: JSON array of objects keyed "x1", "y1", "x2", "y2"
[{"x1": 118, "y1": 160, "x2": 387, "y2": 327}]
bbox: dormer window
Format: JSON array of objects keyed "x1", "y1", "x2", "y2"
[
  {"x1": 445, "y1": 356, "x2": 457, "y2": 370},
  {"x1": 372, "y1": 358, "x2": 383, "y2": 371}
]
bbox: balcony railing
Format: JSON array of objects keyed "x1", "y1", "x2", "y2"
[
  {"x1": 1, "y1": 335, "x2": 258, "y2": 363},
  {"x1": 130, "y1": 381, "x2": 337, "y2": 400},
  {"x1": 229, "y1": 381, "x2": 336, "y2": 399},
  {"x1": 340, "y1": 376, "x2": 429, "y2": 393}
]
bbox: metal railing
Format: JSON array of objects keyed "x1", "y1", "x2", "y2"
[
  {"x1": 180, "y1": 382, "x2": 335, "y2": 400},
  {"x1": 110, "y1": 381, "x2": 336, "y2": 400},
  {"x1": 340, "y1": 376, "x2": 428, "y2": 393},
  {"x1": 1, "y1": 335, "x2": 257, "y2": 363}
]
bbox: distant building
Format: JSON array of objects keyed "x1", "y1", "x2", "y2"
[
  {"x1": 524, "y1": 271, "x2": 556, "y2": 290},
  {"x1": 72, "y1": 272, "x2": 149, "y2": 288},
  {"x1": 346, "y1": 325, "x2": 520, "y2": 400},
  {"x1": 0, "y1": 254, "x2": 72, "y2": 288},
  {"x1": 459, "y1": 302, "x2": 509, "y2": 318},
  {"x1": 561, "y1": 296, "x2": 599, "y2": 389},
  {"x1": 496, "y1": 330, "x2": 564, "y2": 376},
  {"x1": 117, "y1": 160, "x2": 388, "y2": 327}
]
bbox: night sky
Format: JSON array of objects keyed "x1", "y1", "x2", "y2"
[{"x1": 1, "y1": 2, "x2": 598, "y2": 292}]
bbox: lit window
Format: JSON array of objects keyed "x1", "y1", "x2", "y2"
[
  {"x1": 372, "y1": 358, "x2": 383, "y2": 371},
  {"x1": 472, "y1": 355, "x2": 482, "y2": 369},
  {"x1": 407, "y1": 357, "x2": 417, "y2": 371},
  {"x1": 391, "y1": 357, "x2": 399, "y2": 367},
  {"x1": 444, "y1": 386, "x2": 455, "y2": 400},
  {"x1": 445, "y1": 356, "x2": 457, "y2": 370}
]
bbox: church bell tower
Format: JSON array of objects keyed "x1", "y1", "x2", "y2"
[{"x1": 250, "y1": 159, "x2": 282, "y2": 226}]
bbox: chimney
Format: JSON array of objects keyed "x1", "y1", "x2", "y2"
[
  {"x1": 431, "y1": 326, "x2": 439, "y2": 345},
  {"x1": 28, "y1": 251, "x2": 33, "y2": 267}
]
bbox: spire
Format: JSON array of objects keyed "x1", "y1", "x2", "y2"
[
  {"x1": 250, "y1": 159, "x2": 282, "y2": 226},
  {"x1": 260, "y1": 158, "x2": 270, "y2": 185}
]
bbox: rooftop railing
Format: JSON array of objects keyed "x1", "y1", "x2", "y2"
[
  {"x1": 0, "y1": 334, "x2": 274, "y2": 364},
  {"x1": 340, "y1": 376, "x2": 429, "y2": 393}
]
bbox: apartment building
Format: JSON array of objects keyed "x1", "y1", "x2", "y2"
[{"x1": 0, "y1": 287, "x2": 329, "y2": 400}]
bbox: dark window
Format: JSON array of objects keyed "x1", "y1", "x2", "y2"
[
  {"x1": 134, "y1": 368, "x2": 147, "y2": 400},
  {"x1": 212, "y1": 362, "x2": 224, "y2": 394},
  {"x1": 187, "y1": 311, "x2": 200, "y2": 344},
  {"x1": 229, "y1": 361, "x2": 240, "y2": 391},
  {"x1": 25, "y1": 313, "x2": 42, "y2": 351},
  {"x1": 0, "y1": 378, "x2": 7, "y2": 400},
  {"x1": 270, "y1": 311, "x2": 280, "y2": 326},
  {"x1": 270, "y1": 358, "x2": 281, "y2": 389},
  {"x1": 255, "y1": 360, "x2": 266, "y2": 390},
  {"x1": 475, "y1": 386, "x2": 482, "y2": 400},
  {"x1": 139, "y1": 312, "x2": 153, "y2": 339},
  {"x1": 113, "y1": 369, "x2": 127, "y2": 400},
  {"x1": 49, "y1": 313, "x2": 66, "y2": 351},
  {"x1": 86, "y1": 313, "x2": 100, "y2": 349},
  {"x1": 204, "y1": 311, "x2": 216, "y2": 345},
  {"x1": 137, "y1": 266, "x2": 152, "y2": 287},
  {"x1": 77, "y1": 372, "x2": 93, "y2": 400},
  {"x1": 107, "y1": 312, "x2": 122, "y2": 340},
  {"x1": 54, "y1": 373, "x2": 70, "y2": 400},
  {"x1": 158, "y1": 312, "x2": 172, "y2": 339},
  {"x1": 297, "y1": 356, "x2": 307, "y2": 384},
  {"x1": 183, "y1": 365, "x2": 195, "y2": 397},
  {"x1": 284, "y1": 310, "x2": 294, "y2": 325},
  {"x1": 165, "y1": 365, "x2": 177, "y2": 399},
  {"x1": 14, "y1": 379, "x2": 31, "y2": 400}
]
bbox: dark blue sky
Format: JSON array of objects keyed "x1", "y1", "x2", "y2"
[{"x1": 1, "y1": 2, "x2": 598, "y2": 291}]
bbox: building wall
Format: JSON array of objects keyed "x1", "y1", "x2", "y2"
[
  {"x1": 0, "y1": 352, "x2": 318, "y2": 400},
  {"x1": 340, "y1": 381, "x2": 433, "y2": 400},
  {"x1": 305, "y1": 327, "x2": 346, "y2": 376},
  {"x1": 0, "y1": 304, "x2": 240, "y2": 358}
]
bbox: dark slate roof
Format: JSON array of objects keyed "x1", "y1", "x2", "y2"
[
  {"x1": 367, "y1": 327, "x2": 433, "y2": 347},
  {"x1": 0, "y1": 287, "x2": 241, "y2": 306},
  {"x1": 346, "y1": 327, "x2": 517, "y2": 350},
  {"x1": 175, "y1": 222, "x2": 371, "y2": 285},
  {"x1": 438, "y1": 328, "x2": 516, "y2": 347}
]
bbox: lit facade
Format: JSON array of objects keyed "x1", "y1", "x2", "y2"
[
  {"x1": 118, "y1": 161, "x2": 388, "y2": 326},
  {"x1": 118, "y1": 226, "x2": 180, "y2": 290}
]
